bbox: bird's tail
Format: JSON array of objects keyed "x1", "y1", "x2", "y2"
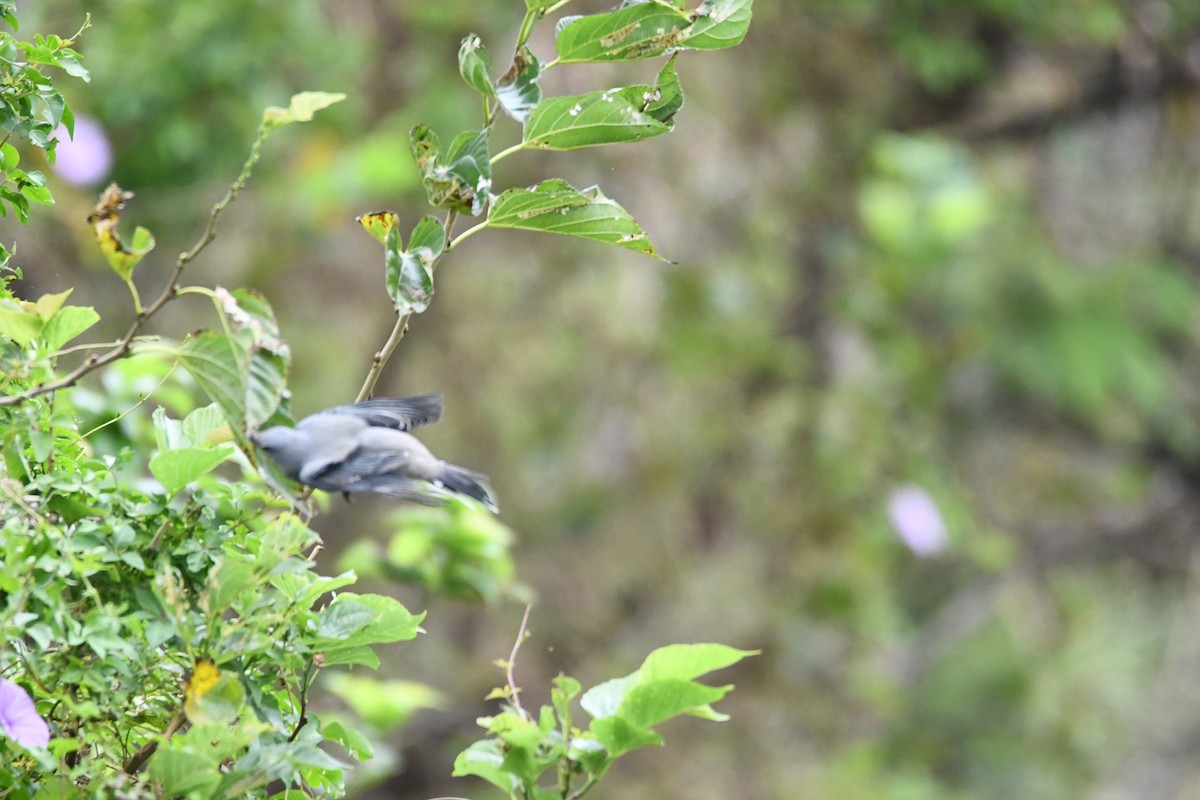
[{"x1": 435, "y1": 463, "x2": 498, "y2": 512}]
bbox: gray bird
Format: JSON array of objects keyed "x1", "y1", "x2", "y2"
[{"x1": 250, "y1": 394, "x2": 497, "y2": 511}]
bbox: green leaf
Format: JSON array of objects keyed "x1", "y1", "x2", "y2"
[
  {"x1": 177, "y1": 289, "x2": 290, "y2": 435},
  {"x1": 580, "y1": 673, "x2": 639, "y2": 720},
  {"x1": 452, "y1": 739, "x2": 512, "y2": 793},
  {"x1": 496, "y1": 47, "x2": 542, "y2": 123},
  {"x1": 41, "y1": 304, "x2": 99, "y2": 350},
  {"x1": 552, "y1": 674, "x2": 581, "y2": 731},
  {"x1": 409, "y1": 125, "x2": 491, "y2": 216},
  {"x1": 523, "y1": 86, "x2": 670, "y2": 151},
  {"x1": 149, "y1": 445, "x2": 235, "y2": 497},
  {"x1": 639, "y1": 643, "x2": 758, "y2": 681},
  {"x1": 0, "y1": 3, "x2": 18, "y2": 31},
  {"x1": 616, "y1": 679, "x2": 732, "y2": 729},
  {"x1": 458, "y1": 34, "x2": 495, "y2": 98},
  {"x1": 149, "y1": 748, "x2": 221, "y2": 797},
  {"x1": 263, "y1": 91, "x2": 347, "y2": 127},
  {"x1": 321, "y1": 719, "x2": 374, "y2": 761},
  {"x1": 207, "y1": 558, "x2": 256, "y2": 615},
  {"x1": 487, "y1": 179, "x2": 665, "y2": 260},
  {"x1": 645, "y1": 54, "x2": 684, "y2": 125},
  {"x1": 324, "y1": 675, "x2": 443, "y2": 730},
  {"x1": 317, "y1": 599, "x2": 376, "y2": 640},
  {"x1": 314, "y1": 593, "x2": 425, "y2": 666},
  {"x1": 0, "y1": 300, "x2": 42, "y2": 346},
  {"x1": 588, "y1": 715, "x2": 662, "y2": 757},
  {"x1": 555, "y1": 0, "x2": 753, "y2": 63},
  {"x1": 392, "y1": 215, "x2": 443, "y2": 315}
]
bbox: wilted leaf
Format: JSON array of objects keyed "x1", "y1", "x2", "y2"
[
  {"x1": 262, "y1": 91, "x2": 347, "y2": 127},
  {"x1": 487, "y1": 179, "x2": 665, "y2": 260},
  {"x1": 357, "y1": 210, "x2": 400, "y2": 245},
  {"x1": 388, "y1": 216, "x2": 443, "y2": 315},
  {"x1": 495, "y1": 47, "x2": 541, "y2": 123},
  {"x1": 458, "y1": 34, "x2": 495, "y2": 98},
  {"x1": 409, "y1": 126, "x2": 491, "y2": 216},
  {"x1": 86, "y1": 183, "x2": 155, "y2": 282}
]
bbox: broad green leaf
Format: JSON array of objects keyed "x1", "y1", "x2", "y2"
[
  {"x1": 452, "y1": 739, "x2": 512, "y2": 792},
  {"x1": 580, "y1": 673, "x2": 639, "y2": 720},
  {"x1": 178, "y1": 331, "x2": 285, "y2": 436},
  {"x1": 495, "y1": 47, "x2": 542, "y2": 123},
  {"x1": 263, "y1": 91, "x2": 347, "y2": 127},
  {"x1": 181, "y1": 403, "x2": 227, "y2": 447},
  {"x1": 639, "y1": 643, "x2": 758, "y2": 682},
  {"x1": 522, "y1": 85, "x2": 670, "y2": 151},
  {"x1": 324, "y1": 675, "x2": 443, "y2": 730},
  {"x1": 41, "y1": 304, "x2": 99, "y2": 350},
  {"x1": 321, "y1": 719, "x2": 374, "y2": 761},
  {"x1": 313, "y1": 593, "x2": 425, "y2": 666},
  {"x1": 316, "y1": 599, "x2": 376, "y2": 640},
  {"x1": 387, "y1": 216, "x2": 443, "y2": 315},
  {"x1": 149, "y1": 445, "x2": 235, "y2": 497},
  {"x1": 149, "y1": 748, "x2": 221, "y2": 797},
  {"x1": 178, "y1": 289, "x2": 290, "y2": 434},
  {"x1": 458, "y1": 34, "x2": 495, "y2": 98},
  {"x1": 588, "y1": 715, "x2": 662, "y2": 757},
  {"x1": 0, "y1": 300, "x2": 42, "y2": 345},
  {"x1": 32, "y1": 289, "x2": 70, "y2": 321},
  {"x1": 555, "y1": 0, "x2": 753, "y2": 63},
  {"x1": 409, "y1": 125, "x2": 491, "y2": 216},
  {"x1": 616, "y1": 679, "x2": 731, "y2": 729},
  {"x1": 487, "y1": 179, "x2": 664, "y2": 259},
  {"x1": 206, "y1": 558, "x2": 256, "y2": 615}
]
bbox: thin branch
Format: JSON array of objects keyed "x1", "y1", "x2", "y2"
[
  {"x1": 490, "y1": 141, "x2": 526, "y2": 165},
  {"x1": 506, "y1": 603, "x2": 534, "y2": 720},
  {"x1": 123, "y1": 709, "x2": 185, "y2": 774},
  {"x1": 0, "y1": 120, "x2": 273, "y2": 408},
  {"x1": 448, "y1": 220, "x2": 489, "y2": 250},
  {"x1": 354, "y1": 209, "x2": 459, "y2": 401},
  {"x1": 287, "y1": 656, "x2": 318, "y2": 742}
]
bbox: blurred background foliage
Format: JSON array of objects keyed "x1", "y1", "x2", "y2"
[{"x1": 7, "y1": 0, "x2": 1200, "y2": 798}]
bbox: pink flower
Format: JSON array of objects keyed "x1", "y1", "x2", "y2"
[
  {"x1": 0, "y1": 679, "x2": 50, "y2": 749},
  {"x1": 887, "y1": 485, "x2": 948, "y2": 557},
  {"x1": 51, "y1": 114, "x2": 113, "y2": 187}
]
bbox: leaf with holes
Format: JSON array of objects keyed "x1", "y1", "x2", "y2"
[
  {"x1": 487, "y1": 179, "x2": 665, "y2": 260},
  {"x1": 409, "y1": 126, "x2": 491, "y2": 216},
  {"x1": 555, "y1": 0, "x2": 753, "y2": 63}
]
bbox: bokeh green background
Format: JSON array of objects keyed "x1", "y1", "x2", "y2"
[{"x1": 8, "y1": 1, "x2": 1200, "y2": 798}]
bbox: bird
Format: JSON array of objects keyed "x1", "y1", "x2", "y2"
[{"x1": 250, "y1": 393, "x2": 497, "y2": 512}]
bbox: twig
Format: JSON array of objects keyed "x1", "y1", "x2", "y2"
[
  {"x1": 0, "y1": 119, "x2": 273, "y2": 408},
  {"x1": 354, "y1": 209, "x2": 459, "y2": 401},
  {"x1": 123, "y1": 709, "x2": 185, "y2": 774},
  {"x1": 505, "y1": 603, "x2": 534, "y2": 720},
  {"x1": 287, "y1": 656, "x2": 318, "y2": 743}
]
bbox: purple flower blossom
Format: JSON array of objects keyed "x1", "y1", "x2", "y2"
[
  {"x1": 51, "y1": 114, "x2": 113, "y2": 187},
  {"x1": 887, "y1": 484, "x2": 948, "y2": 557},
  {"x1": 0, "y1": 678, "x2": 50, "y2": 749}
]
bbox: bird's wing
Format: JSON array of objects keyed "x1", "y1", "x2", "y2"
[
  {"x1": 317, "y1": 394, "x2": 444, "y2": 431},
  {"x1": 294, "y1": 414, "x2": 366, "y2": 484},
  {"x1": 305, "y1": 449, "x2": 448, "y2": 503}
]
